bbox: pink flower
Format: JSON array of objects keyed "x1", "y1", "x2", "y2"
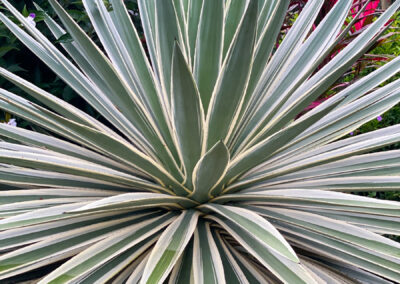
[{"x1": 351, "y1": 1, "x2": 380, "y2": 31}]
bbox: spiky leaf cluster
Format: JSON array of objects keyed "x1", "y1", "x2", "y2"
[{"x1": 0, "y1": 0, "x2": 400, "y2": 283}]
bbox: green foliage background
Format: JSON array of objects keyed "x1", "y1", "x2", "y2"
[{"x1": 0, "y1": 0, "x2": 141, "y2": 126}]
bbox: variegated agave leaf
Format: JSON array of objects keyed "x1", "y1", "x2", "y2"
[{"x1": 0, "y1": 0, "x2": 399, "y2": 283}]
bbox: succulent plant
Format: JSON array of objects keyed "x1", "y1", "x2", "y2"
[{"x1": 0, "y1": 0, "x2": 400, "y2": 283}]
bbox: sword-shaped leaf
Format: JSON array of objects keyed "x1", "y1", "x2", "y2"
[
  {"x1": 194, "y1": 0, "x2": 223, "y2": 110},
  {"x1": 224, "y1": 100, "x2": 340, "y2": 191},
  {"x1": 251, "y1": 206, "x2": 400, "y2": 259},
  {"x1": 70, "y1": 193, "x2": 198, "y2": 213},
  {"x1": 201, "y1": 204, "x2": 298, "y2": 262},
  {"x1": 205, "y1": 0, "x2": 257, "y2": 150},
  {"x1": 154, "y1": 0, "x2": 184, "y2": 102},
  {"x1": 192, "y1": 220, "x2": 226, "y2": 284},
  {"x1": 168, "y1": 239, "x2": 194, "y2": 284},
  {"x1": 141, "y1": 210, "x2": 200, "y2": 284},
  {"x1": 191, "y1": 141, "x2": 229, "y2": 202},
  {"x1": 206, "y1": 214, "x2": 317, "y2": 284},
  {"x1": 0, "y1": 213, "x2": 152, "y2": 279},
  {"x1": 171, "y1": 43, "x2": 204, "y2": 187},
  {"x1": 39, "y1": 212, "x2": 177, "y2": 283}
]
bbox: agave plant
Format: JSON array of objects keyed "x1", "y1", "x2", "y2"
[{"x1": 1, "y1": 0, "x2": 400, "y2": 283}]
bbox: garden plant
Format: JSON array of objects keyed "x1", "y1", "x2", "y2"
[{"x1": 0, "y1": 0, "x2": 400, "y2": 283}]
